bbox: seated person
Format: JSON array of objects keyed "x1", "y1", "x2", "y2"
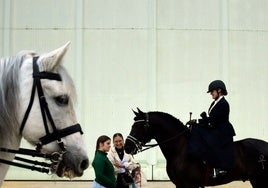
[{"x1": 187, "y1": 80, "x2": 236, "y2": 178}]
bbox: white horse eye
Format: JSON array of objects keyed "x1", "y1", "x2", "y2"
[{"x1": 54, "y1": 95, "x2": 69, "y2": 106}]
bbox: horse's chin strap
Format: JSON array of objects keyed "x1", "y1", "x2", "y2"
[
  {"x1": 126, "y1": 134, "x2": 158, "y2": 153},
  {"x1": 126, "y1": 135, "x2": 144, "y2": 151},
  {"x1": 0, "y1": 56, "x2": 83, "y2": 174}
]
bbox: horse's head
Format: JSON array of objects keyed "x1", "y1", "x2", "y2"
[
  {"x1": 17, "y1": 42, "x2": 89, "y2": 178},
  {"x1": 125, "y1": 108, "x2": 188, "y2": 155},
  {"x1": 124, "y1": 108, "x2": 153, "y2": 155}
]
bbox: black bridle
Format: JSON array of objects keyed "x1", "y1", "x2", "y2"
[
  {"x1": 126, "y1": 113, "x2": 189, "y2": 153},
  {"x1": 0, "y1": 56, "x2": 83, "y2": 174}
]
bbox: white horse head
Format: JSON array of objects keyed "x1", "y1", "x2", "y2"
[{"x1": 0, "y1": 42, "x2": 89, "y2": 184}]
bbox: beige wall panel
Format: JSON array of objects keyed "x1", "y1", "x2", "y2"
[
  {"x1": 230, "y1": 0, "x2": 268, "y2": 30},
  {"x1": 0, "y1": 1, "x2": 3, "y2": 26},
  {"x1": 0, "y1": 30, "x2": 2, "y2": 52},
  {"x1": 1, "y1": 0, "x2": 11, "y2": 56},
  {"x1": 11, "y1": 0, "x2": 77, "y2": 28},
  {"x1": 229, "y1": 31, "x2": 268, "y2": 141},
  {"x1": 84, "y1": 0, "x2": 150, "y2": 28},
  {"x1": 157, "y1": 30, "x2": 222, "y2": 122},
  {"x1": 83, "y1": 30, "x2": 153, "y2": 169},
  {"x1": 157, "y1": 0, "x2": 221, "y2": 29}
]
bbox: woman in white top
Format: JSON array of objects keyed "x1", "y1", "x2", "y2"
[{"x1": 108, "y1": 133, "x2": 140, "y2": 188}]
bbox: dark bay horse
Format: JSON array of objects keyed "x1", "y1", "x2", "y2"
[{"x1": 124, "y1": 108, "x2": 268, "y2": 188}]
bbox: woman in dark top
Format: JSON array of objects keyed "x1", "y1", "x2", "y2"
[
  {"x1": 188, "y1": 80, "x2": 236, "y2": 178},
  {"x1": 92, "y1": 135, "x2": 116, "y2": 188}
]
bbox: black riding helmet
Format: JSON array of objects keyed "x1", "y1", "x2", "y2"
[{"x1": 207, "y1": 80, "x2": 228, "y2": 95}]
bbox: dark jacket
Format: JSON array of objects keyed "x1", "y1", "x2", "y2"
[
  {"x1": 92, "y1": 150, "x2": 116, "y2": 188},
  {"x1": 204, "y1": 97, "x2": 236, "y2": 138},
  {"x1": 189, "y1": 97, "x2": 236, "y2": 169}
]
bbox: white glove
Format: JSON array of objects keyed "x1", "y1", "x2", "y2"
[
  {"x1": 119, "y1": 167, "x2": 126, "y2": 173},
  {"x1": 123, "y1": 161, "x2": 130, "y2": 168}
]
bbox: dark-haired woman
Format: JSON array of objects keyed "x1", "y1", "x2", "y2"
[
  {"x1": 92, "y1": 135, "x2": 116, "y2": 188},
  {"x1": 188, "y1": 80, "x2": 236, "y2": 178},
  {"x1": 108, "y1": 133, "x2": 140, "y2": 188}
]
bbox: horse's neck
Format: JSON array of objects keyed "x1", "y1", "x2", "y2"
[
  {"x1": 0, "y1": 134, "x2": 21, "y2": 186},
  {"x1": 156, "y1": 135, "x2": 187, "y2": 160},
  {"x1": 0, "y1": 56, "x2": 21, "y2": 144},
  {"x1": 0, "y1": 153, "x2": 15, "y2": 186},
  {"x1": 152, "y1": 120, "x2": 187, "y2": 160}
]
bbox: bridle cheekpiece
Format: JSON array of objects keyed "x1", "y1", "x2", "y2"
[{"x1": 126, "y1": 113, "x2": 155, "y2": 153}]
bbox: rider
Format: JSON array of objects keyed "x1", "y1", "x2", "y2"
[{"x1": 188, "y1": 80, "x2": 236, "y2": 178}]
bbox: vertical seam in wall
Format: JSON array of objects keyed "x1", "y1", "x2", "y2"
[
  {"x1": 2, "y1": 0, "x2": 11, "y2": 56},
  {"x1": 146, "y1": 0, "x2": 158, "y2": 181},
  {"x1": 154, "y1": 0, "x2": 158, "y2": 110},
  {"x1": 147, "y1": 0, "x2": 157, "y2": 110},
  {"x1": 220, "y1": 0, "x2": 229, "y2": 82},
  {"x1": 75, "y1": 0, "x2": 84, "y2": 124}
]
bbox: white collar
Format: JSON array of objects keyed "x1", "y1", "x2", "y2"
[
  {"x1": 215, "y1": 95, "x2": 223, "y2": 104},
  {"x1": 209, "y1": 96, "x2": 224, "y2": 113}
]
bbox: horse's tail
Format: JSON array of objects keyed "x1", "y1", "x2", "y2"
[{"x1": 236, "y1": 138, "x2": 268, "y2": 176}]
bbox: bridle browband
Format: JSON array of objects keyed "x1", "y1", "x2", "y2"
[
  {"x1": 0, "y1": 56, "x2": 83, "y2": 174},
  {"x1": 126, "y1": 113, "x2": 188, "y2": 153}
]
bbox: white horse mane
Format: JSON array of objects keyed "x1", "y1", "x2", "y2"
[{"x1": 0, "y1": 54, "x2": 26, "y2": 145}]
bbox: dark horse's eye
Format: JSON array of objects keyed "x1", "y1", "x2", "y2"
[{"x1": 54, "y1": 95, "x2": 69, "y2": 106}]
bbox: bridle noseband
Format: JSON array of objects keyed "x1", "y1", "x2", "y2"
[
  {"x1": 126, "y1": 113, "x2": 158, "y2": 153},
  {"x1": 0, "y1": 56, "x2": 83, "y2": 174},
  {"x1": 126, "y1": 120, "x2": 149, "y2": 152}
]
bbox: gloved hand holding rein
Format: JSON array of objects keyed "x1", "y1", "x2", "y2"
[
  {"x1": 200, "y1": 111, "x2": 207, "y2": 119},
  {"x1": 186, "y1": 119, "x2": 197, "y2": 126}
]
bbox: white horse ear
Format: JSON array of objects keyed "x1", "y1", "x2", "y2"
[{"x1": 38, "y1": 41, "x2": 70, "y2": 71}]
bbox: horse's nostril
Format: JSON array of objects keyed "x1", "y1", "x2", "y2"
[{"x1": 80, "y1": 159, "x2": 89, "y2": 170}]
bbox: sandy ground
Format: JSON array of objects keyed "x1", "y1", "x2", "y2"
[{"x1": 2, "y1": 181, "x2": 251, "y2": 188}]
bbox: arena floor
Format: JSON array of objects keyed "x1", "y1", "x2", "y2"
[{"x1": 2, "y1": 181, "x2": 251, "y2": 188}]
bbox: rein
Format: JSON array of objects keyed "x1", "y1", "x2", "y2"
[
  {"x1": 0, "y1": 147, "x2": 60, "y2": 173},
  {"x1": 126, "y1": 113, "x2": 189, "y2": 153},
  {"x1": 0, "y1": 56, "x2": 83, "y2": 174}
]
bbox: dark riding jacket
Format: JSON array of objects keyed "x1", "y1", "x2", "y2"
[
  {"x1": 189, "y1": 97, "x2": 236, "y2": 169},
  {"x1": 202, "y1": 97, "x2": 235, "y2": 137}
]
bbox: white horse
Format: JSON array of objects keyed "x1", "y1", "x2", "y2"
[{"x1": 0, "y1": 42, "x2": 89, "y2": 186}]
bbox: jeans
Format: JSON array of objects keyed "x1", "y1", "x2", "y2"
[{"x1": 92, "y1": 181, "x2": 106, "y2": 188}]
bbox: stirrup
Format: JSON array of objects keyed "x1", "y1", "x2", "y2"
[
  {"x1": 212, "y1": 168, "x2": 227, "y2": 178},
  {"x1": 212, "y1": 168, "x2": 217, "y2": 178}
]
